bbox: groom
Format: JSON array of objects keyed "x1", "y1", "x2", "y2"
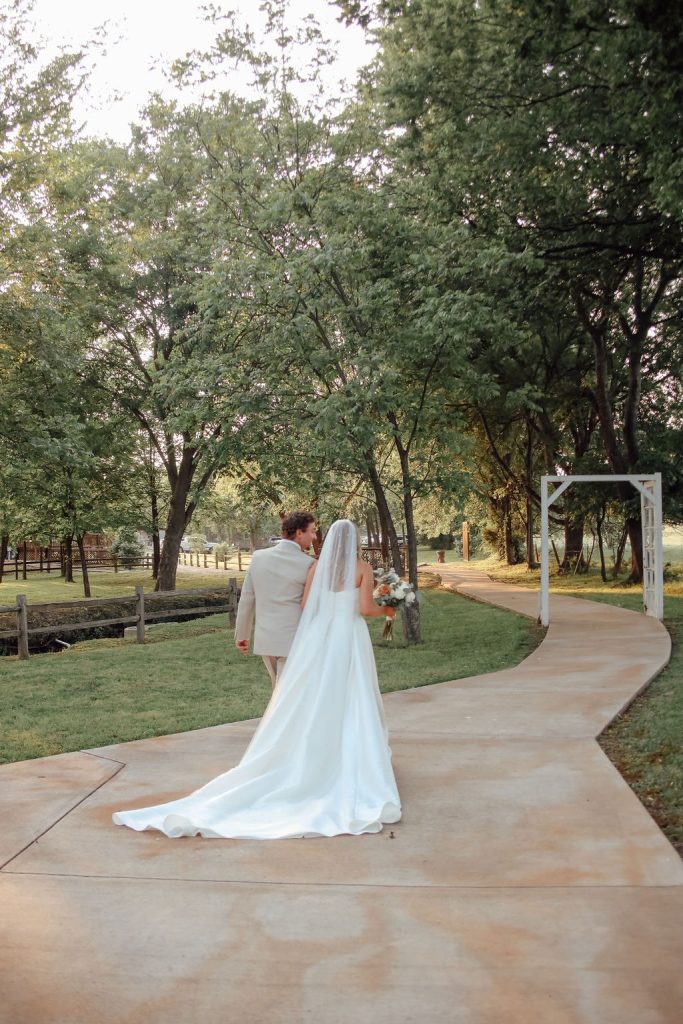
[{"x1": 234, "y1": 511, "x2": 317, "y2": 689}]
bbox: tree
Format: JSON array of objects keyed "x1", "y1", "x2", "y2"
[{"x1": 342, "y1": 0, "x2": 683, "y2": 580}]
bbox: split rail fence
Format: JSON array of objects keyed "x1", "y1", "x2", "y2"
[
  {"x1": 0, "y1": 554, "x2": 153, "y2": 581},
  {"x1": 178, "y1": 550, "x2": 250, "y2": 571},
  {"x1": 0, "y1": 582, "x2": 239, "y2": 662}
]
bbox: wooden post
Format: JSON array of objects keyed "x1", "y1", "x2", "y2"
[
  {"x1": 135, "y1": 585, "x2": 146, "y2": 644},
  {"x1": 223, "y1": 554, "x2": 228, "y2": 570},
  {"x1": 15, "y1": 554, "x2": 19, "y2": 580},
  {"x1": 47, "y1": 550, "x2": 51, "y2": 574},
  {"x1": 237, "y1": 549, "x2": 243, "y2": 571},
  {"x1": 203, "y1": 553, "x2": 208, "y2": 568},
  {"x1": 214, "y1": 552, "x2": 219, "y2": 569},
  {"x1": 113, "y1": 556, "x2": 118, "y2": 574},
  {"x1": 462, "y1": 521, "x2": 470, "y2": 562},
  {"x1": 39, "y1": 550, "x2": 44, "y2": 573},
  {"x1": 16, "y1": 594, "x2": 29, "y2": 661},
  {"x1": 22, "y1": 542, "x2": 27, "y2": 581}
]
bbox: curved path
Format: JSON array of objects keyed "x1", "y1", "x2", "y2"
[{"x1": 1, "y1": 567, "x2": 681, "y2": 1023}]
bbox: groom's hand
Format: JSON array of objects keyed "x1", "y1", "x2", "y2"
[{"x1": 236, "y1": 639, "x2": 249, "y2": 655}]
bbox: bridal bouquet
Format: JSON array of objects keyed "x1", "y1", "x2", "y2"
[{"x1": 373, "y1": 568, "x2": 416, "y2": 640}]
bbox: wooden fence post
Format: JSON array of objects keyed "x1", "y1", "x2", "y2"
[
  {"x1": 16, "y1": 594, "x2": 29, "y2": 661},
  {"x1": 214, "y1": 552, "x2": 218, "y2": 569},
  {"x1": 22, "y1": 543, "x2": 27, "y2": 581},
  {"x1": 237, "y1": 549, "x2": 243, "y2": 571},
  {"x1": 203, "y1": 553, "x2": 208, "y2": 568},
  {"x1": 223, "y1": 554, "x2": 228, "y2": 570},
  {"x1": 135, "y1": 585, "x2": 146, "y2": 644},
  {"x1": 113, "y1": 556, "x2": 118, "y2": 574}
]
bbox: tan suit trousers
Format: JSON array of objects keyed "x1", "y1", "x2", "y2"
[{"x1": 262, "y1": 655, "x2": 287, "y2": 690}]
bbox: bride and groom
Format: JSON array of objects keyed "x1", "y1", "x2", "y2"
[{"x1": 113, "y1": 513, "x2": 401, "y2": 839}]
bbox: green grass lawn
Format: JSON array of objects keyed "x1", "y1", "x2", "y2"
[
  {"x1": 0, "y1": 566, "x2": 244, "y2": 606},
  {"x1": 0, "y1": 587, "x2": 541, "y2": 765},
  {"x1": 481, "y1": 556, "x2": 683, "y2": 855}
]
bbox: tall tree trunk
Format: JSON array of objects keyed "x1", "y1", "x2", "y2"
[
  {"x1": 63, "y1": 535, "x2": 74, "y2": 583},
  {"x1": 613, "y1": 523, "x2": 628, "y2": 576},
  {"x1": 503, "y1": 495, "x2": 516, "y2": 565},
  {"x1": 76, "y1": 534, "x2": 91, "y2": 598},
  {"x1": 0, "y1": 534, "x2": 7, "y2": 584},
  {"x1": 156, "y1": 448, "x2": 200, "y2": 592},
  {"x1": 392, "y1": 436, "x2": 422, "y2": 644},
  {"x1": 156, "y1": 497, "x2": 187, "y2": 592},
  {"x1": 577, "y1": 298, "x2": 643, "y2": 582},
  {"x1": 365, "y1": 455, "x2": 401, "y2": 572},
  {"x1": 596, "y1": 505, "x2": 608, "y2": 583},
  {"x1": 150, "y1": 468, "x2": 161, "y2": 580},
  {"x1": 561, "y1": 518, "x2": 586, "y2": 573},
  {"x1": 525, "y1": 495, "x2": 538, "y2": 570},
  {"x1": 525, "y1": 423, "x2": 538, "y2": 569},
  {"x1": 625, "y1": 516, "x2": 643, "y2": 584}
]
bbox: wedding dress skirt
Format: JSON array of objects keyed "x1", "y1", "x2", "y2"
[{"x1": 112, "y1": 590, "x2": 401, "y2": 839}]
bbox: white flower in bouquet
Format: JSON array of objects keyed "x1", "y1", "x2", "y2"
[{"x1": 373, "y1": 568, "x2": 416, "y2": 638}]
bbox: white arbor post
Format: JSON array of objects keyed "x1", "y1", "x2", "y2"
[{"x1": 538, "y1": 473, "x2": 663, "y2": 627}]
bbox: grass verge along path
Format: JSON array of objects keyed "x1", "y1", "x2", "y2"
[
  {"x1": 0, "y1": 587, "x2": 541, "y2": 764},
  {"x1": 481, "y1": 556, "x2": 683, "y2": 855}
]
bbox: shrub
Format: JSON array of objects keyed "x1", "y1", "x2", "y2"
[
  {"x1": 187, "y1": 533, "x2": 209, "y2": 553},
  {"x1": 110, "y1": 529, "x2": 145, "y2": 568}
]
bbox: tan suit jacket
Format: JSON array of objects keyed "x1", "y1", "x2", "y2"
[{"x1": 234, "y1": 540, "x2": 313, "y2": 657}]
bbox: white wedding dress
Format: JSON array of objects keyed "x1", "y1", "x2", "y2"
[{"x1": 112, "y1": 520, "x2": 401, "y2": 839}]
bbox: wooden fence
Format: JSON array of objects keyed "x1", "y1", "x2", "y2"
[
  {"x1": 361, "y1": 546, "x2": 407, "y2": 572},
  {"x1": 0, "y1": 582, "x2": 239, "y2": 661},
  {"x1": 177, "y1": 547, "x2": 405, "y2": 572},
  {"x1": 0, "y1": 554, "x2": 153, "y2": 581},
  {"x1": 178, "y1": 550, "x2": 250, "y2": 571}
]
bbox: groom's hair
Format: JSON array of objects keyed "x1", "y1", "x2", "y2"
[{"x1": 281, "y1": 511, "x2": 315, "y2": 538}]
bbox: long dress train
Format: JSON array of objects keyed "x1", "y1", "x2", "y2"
[{"x1": 112, "y1": 522, "x2": 401, "y2": 839}]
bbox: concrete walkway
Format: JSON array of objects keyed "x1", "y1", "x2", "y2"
[{"x1": 1, "y1": 567, "x2": 681, "y2": 1023}]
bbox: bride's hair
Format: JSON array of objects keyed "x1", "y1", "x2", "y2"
[{"x1": 315, "y1": 520, "x2": 360, "y2": 593}]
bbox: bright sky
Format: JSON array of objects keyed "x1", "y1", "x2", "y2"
[{"x1": 29, "y1": 0, "x2": 374, "y2": 141}]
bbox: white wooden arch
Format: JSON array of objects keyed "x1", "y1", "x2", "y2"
[{"x1": 539, "y1": 473, "x2": 663, "y2": 627}]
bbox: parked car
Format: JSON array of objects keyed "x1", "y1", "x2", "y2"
[{"x1": 268, "y1": 535, "x2": 283, "y2": 545}]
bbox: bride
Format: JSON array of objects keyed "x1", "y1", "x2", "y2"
[{"x1": 112, "y1": 519, "x2": 402, "y2": 839}]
